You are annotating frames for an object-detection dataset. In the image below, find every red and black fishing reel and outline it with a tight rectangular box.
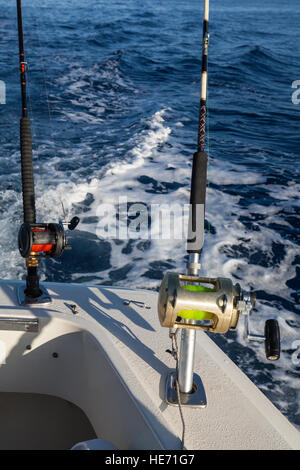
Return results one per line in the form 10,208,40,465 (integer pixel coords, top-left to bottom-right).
18,217,79,259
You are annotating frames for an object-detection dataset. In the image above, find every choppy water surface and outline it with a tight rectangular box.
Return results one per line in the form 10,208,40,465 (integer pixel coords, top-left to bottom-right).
0,0,299,428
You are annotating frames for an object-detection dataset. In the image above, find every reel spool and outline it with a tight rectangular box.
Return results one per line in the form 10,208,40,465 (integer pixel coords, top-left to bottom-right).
158,272,247,333
18,217,79,259
158,272,280,360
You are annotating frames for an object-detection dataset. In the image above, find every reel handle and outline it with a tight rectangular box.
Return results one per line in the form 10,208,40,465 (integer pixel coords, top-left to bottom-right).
244,314,281,361
265,319,280,361
68,216,80,231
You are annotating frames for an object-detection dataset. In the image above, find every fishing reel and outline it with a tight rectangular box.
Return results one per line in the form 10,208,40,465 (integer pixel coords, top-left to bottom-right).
158,272,280,360
18,217,80,259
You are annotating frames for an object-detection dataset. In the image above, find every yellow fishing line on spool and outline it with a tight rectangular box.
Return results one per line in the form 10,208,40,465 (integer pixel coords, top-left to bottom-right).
178,284,214,321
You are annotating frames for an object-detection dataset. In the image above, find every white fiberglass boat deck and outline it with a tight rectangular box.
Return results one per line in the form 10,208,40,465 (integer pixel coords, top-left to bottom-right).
0,279,299,450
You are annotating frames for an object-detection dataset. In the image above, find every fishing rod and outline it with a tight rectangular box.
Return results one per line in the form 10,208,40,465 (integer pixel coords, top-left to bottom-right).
188,0,209,264
16,0,79,304
158,0,281,408
17,0,40,299
179,0,210,396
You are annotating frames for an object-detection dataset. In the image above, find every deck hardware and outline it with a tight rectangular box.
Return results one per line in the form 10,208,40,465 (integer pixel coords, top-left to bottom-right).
66,303,78,314
0,317,39,332
166,371,207,408
123,300,150,309
166,330,207,408
17,284,51,306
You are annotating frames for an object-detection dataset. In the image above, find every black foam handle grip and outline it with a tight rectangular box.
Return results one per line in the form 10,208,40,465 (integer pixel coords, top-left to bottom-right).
20,117,36,224
68,216,80,231
265,319,280,361
187,151,207,254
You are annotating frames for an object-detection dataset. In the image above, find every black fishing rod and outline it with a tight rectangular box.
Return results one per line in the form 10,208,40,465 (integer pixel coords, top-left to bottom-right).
17,0,41,299
16,0,79,303
17,0,35,222
187,0,209,265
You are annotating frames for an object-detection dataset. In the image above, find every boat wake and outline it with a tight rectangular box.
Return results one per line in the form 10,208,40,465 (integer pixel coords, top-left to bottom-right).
0,0,299,429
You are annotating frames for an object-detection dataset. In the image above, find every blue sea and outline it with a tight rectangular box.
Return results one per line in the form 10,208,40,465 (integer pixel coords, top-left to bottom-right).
0,0,299,429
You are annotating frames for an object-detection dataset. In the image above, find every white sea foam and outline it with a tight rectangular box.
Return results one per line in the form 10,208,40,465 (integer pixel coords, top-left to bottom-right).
208,159,267,185
105,110,171,175
264,183,300,204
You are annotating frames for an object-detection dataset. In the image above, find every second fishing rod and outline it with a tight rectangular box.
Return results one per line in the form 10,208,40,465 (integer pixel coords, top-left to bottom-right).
178,0,210,395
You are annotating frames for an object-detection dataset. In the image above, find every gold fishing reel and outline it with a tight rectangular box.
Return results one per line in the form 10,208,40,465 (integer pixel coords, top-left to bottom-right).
158,272,255,334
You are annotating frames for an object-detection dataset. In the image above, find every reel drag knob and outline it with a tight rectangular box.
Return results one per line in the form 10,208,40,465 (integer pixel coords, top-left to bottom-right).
265,319,280,361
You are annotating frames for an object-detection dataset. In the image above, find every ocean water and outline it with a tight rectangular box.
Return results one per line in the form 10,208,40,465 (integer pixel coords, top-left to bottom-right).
0,0,299,429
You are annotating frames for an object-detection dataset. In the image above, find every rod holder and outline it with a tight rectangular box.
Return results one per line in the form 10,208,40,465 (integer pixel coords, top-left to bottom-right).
158,271,280,406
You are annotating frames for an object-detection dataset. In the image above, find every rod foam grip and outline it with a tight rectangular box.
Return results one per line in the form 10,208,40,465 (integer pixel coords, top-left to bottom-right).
187,151,207,253
20,117,36,223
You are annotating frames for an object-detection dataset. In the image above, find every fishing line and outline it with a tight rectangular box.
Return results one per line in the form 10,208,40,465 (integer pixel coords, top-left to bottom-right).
31,0,67,217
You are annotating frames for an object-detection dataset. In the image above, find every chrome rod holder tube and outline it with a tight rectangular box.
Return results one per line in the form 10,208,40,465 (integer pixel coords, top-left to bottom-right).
178,325,197,393
178,253,200,394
